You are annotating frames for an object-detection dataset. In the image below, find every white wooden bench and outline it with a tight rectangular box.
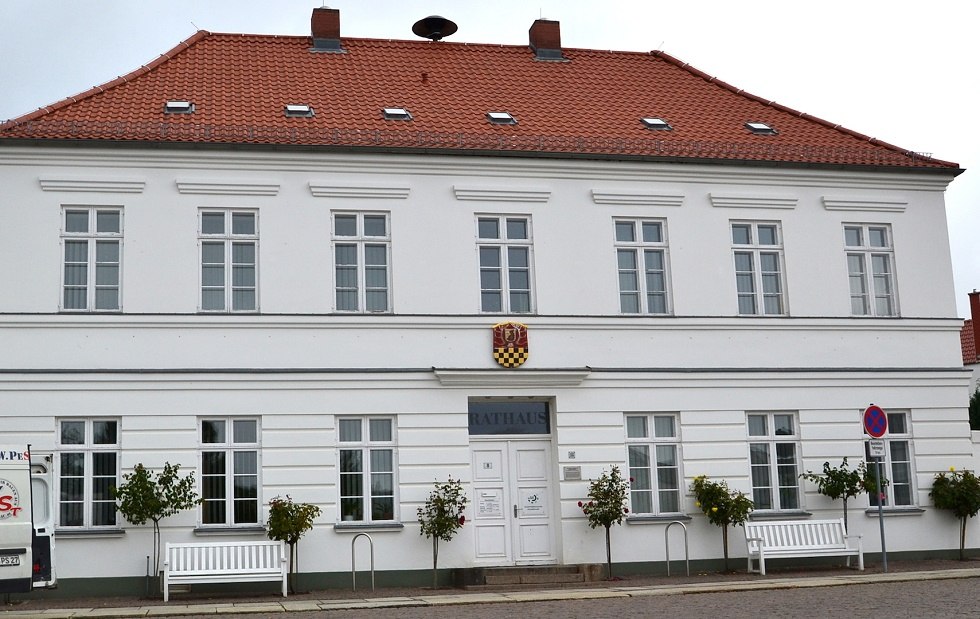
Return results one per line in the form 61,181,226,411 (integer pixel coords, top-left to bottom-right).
744,518,863,575
163,540,288,602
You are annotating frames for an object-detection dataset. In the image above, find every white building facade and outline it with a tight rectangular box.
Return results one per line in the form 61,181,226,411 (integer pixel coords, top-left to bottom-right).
0,9,973,595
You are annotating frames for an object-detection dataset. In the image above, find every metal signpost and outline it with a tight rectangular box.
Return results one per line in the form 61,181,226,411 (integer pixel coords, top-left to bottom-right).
863,404,888,572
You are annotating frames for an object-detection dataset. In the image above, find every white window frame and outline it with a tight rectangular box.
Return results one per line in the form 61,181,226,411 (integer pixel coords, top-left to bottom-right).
199,209,258,312
199,417,261,527
56,418,120,529
625,413,682,515
614,219,671,315
337,416,397,523
844,223,898,317
866,410,916,507
477,215,534,313
60,207,123,311
747,412,802,512
332,212,392,313
731,221,786,316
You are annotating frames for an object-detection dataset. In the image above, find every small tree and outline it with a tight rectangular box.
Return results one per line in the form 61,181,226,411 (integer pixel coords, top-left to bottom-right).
266,495,322,593
113,462,200,584
930,467,980,560
690,475,753,571
578,465,630,579
417,477,468,589
969,387,980,431
800,457,879,530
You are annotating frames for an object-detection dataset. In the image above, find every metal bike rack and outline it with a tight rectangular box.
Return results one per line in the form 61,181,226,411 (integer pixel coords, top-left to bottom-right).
350,532,375,591
665,520,690,576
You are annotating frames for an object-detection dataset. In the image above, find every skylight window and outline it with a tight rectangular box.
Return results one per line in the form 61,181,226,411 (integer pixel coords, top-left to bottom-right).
745,121,777,135
284,104,315,118
382,107,412,121
641,117,672,131
164,100,194,114
487,111,517,125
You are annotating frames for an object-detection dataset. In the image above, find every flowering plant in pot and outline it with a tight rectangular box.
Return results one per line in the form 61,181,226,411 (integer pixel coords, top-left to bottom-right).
690,475,753,571
930,467,980,560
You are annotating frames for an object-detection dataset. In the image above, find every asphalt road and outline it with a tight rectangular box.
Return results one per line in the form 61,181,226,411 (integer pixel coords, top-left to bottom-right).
171,577,980,618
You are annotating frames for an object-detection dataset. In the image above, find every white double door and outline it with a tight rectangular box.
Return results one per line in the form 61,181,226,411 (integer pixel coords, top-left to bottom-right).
470,439,556,565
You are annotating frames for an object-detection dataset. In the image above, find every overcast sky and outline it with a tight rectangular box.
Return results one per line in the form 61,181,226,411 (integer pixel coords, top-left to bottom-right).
2,0,977,317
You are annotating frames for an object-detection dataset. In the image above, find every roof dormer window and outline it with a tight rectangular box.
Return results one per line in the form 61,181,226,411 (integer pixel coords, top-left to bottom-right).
487,111,517,125
284,104,315,118
382,107,412,121
164,100,194,114
641,117,672,131
745,121,777,135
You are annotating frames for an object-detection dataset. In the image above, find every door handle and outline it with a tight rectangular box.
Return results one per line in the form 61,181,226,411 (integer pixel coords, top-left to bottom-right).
513,504,518,518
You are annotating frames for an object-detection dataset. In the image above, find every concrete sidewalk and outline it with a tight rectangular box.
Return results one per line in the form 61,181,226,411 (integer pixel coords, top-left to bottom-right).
3,566,980,618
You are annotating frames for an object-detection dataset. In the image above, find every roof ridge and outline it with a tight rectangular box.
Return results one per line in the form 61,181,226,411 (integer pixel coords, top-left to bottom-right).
1,30,211,128
649,50,958,169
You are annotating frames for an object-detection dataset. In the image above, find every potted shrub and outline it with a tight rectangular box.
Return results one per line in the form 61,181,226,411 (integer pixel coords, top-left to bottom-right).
266,495,322,593
690,475,753,571
417,477,468,589
112,462,200,595
578,465,630,579
800,457,879,530
930,467,980,560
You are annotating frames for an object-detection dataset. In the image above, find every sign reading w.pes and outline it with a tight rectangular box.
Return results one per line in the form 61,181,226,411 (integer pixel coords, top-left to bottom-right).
491,321,529,368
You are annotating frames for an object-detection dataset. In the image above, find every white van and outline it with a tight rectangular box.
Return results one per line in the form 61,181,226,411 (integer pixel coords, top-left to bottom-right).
0,446,32,594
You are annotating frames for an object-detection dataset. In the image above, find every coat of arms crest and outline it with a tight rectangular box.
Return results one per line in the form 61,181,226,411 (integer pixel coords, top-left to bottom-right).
491,322,529,368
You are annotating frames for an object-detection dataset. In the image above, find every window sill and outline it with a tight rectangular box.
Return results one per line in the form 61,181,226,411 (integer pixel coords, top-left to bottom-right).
55,528,126,538
748,510,813,521
864,507,925,517
193,526,267,536
626,514,692,524
333,522,405,533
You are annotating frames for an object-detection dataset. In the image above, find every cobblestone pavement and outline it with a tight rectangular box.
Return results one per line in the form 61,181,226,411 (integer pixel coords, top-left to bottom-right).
311,578,980,619
2,559,979,618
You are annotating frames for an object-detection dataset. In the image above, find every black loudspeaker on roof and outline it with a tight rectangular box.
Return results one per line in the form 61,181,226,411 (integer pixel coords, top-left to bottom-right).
412,15,458,41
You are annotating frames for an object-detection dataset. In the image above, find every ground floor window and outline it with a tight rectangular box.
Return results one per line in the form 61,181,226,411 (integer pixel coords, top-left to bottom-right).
338,416,396,522
867,410,915,507
625,413,681,514
747,412,801,511
200,418,260,525
57,418,119,528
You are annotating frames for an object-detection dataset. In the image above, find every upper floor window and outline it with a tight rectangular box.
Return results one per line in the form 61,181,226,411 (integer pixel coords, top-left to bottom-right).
748,412,801,511
333,212,391,312
626,413,681,515
866,411,915,507
200,418,260,526
57,418,119,528
61,207,122,311
477,216,534,313
615,219,670,314
338,417,397,523
844,224,897,316
200,210,258,312
732,222,786,316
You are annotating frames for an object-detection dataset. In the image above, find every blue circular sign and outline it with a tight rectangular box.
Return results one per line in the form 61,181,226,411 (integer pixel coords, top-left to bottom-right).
864,405,888,438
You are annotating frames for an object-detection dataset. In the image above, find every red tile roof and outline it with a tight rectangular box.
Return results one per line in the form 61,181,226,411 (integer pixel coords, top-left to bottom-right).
0,30,960,169
963,319,978,365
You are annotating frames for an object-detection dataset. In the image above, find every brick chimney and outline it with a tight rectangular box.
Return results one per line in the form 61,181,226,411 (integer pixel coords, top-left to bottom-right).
971,290,980,362
311,7,343,52
529,19,563,60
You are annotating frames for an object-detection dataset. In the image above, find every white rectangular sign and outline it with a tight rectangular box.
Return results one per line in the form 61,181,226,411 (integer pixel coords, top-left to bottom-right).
868,439,886,458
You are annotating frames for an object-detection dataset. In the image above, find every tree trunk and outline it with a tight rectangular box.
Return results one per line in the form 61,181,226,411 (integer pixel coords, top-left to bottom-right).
432,536,439,589
842,497,848,531
152,519,162,596
288,541,297,594
721,525,730,572
960,517,967,561
605,525,612,579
